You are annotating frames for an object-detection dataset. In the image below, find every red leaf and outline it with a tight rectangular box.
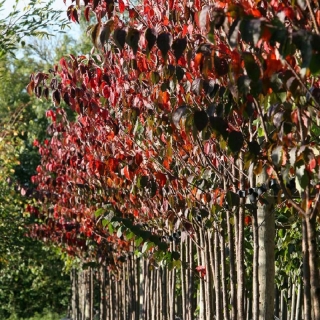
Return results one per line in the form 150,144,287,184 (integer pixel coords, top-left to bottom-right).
135,152,143,166
123,165,132,181
59,57,68,70
119,0,125,13
266,165,274,176
307,158,317,172
155,172,166,188
84,6,90,21
130,193,137,204
195,265,206,278
133,209,139,217
244,216,252,226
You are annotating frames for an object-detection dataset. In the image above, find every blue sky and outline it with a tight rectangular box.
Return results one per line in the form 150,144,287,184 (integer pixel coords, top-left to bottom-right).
1,0,68,17
0,0,81,35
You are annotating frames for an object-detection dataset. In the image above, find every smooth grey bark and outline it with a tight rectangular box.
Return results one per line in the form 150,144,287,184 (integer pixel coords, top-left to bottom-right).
226,209,237,320
257,168,275,320
306,215,320,320
302,218,312,320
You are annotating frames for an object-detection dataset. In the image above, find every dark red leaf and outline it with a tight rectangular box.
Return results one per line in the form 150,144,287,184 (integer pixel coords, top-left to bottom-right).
157,32,172,59
172,37,187,61
228,131,244,153
145,28,157,52
113,28,127,49
52,90,61,106
194,110,208,132
125,28,140,55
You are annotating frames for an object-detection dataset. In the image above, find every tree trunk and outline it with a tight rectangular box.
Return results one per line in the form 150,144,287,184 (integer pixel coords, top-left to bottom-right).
214,228,222,320
220,217,230,320
257,168,275,320
306,215,320,320
226,210,237,320
302,219,312,320
237,158,245,320
252,208,259,320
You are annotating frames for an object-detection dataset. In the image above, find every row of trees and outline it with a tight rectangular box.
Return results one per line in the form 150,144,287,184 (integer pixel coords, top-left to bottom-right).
0,1,90,317
18,0,320,319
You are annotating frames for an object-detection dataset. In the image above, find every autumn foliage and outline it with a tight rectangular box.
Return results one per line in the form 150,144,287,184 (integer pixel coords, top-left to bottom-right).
28,0,320,277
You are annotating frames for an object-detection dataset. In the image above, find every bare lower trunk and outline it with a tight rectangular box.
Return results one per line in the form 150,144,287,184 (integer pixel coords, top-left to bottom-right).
257,169,275,320
252,208,259,320
237,158,245,320
302,219,312,320
226,210,237,320
306,215,320,320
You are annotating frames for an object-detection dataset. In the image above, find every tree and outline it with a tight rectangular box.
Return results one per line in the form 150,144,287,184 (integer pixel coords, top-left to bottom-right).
28,0,320,319
0,0,70,58
0,33,81,319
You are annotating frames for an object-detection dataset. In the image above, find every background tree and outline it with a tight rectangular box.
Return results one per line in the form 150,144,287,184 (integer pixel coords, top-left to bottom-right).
0,0,70,58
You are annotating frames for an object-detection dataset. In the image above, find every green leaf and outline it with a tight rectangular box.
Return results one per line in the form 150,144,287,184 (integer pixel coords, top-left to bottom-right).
309,53,320,75
135,236,143,246
102,219,109,227
142,241,154,253
94,208,105,218
226,190,240,207
126,231,135,240
151,71,160,84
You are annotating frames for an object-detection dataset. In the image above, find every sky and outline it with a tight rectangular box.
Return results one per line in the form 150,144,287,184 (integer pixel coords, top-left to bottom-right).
1,0,68,18
0,0,81,35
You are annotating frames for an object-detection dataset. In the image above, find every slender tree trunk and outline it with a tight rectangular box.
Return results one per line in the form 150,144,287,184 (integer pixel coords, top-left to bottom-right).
162,265,167,320
257,168,275,320
220,218,230,320
181,238,186,320
200,229,211,320
237,158,245,320
306,215,320,320
214,228,222,320
295,282,302,320
171,248,176,320
100,265,106,320
291,283,296,320
252,208,259,320
143,260,149,320
187,236,195,320
302,219,312,320
226,210,237,320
